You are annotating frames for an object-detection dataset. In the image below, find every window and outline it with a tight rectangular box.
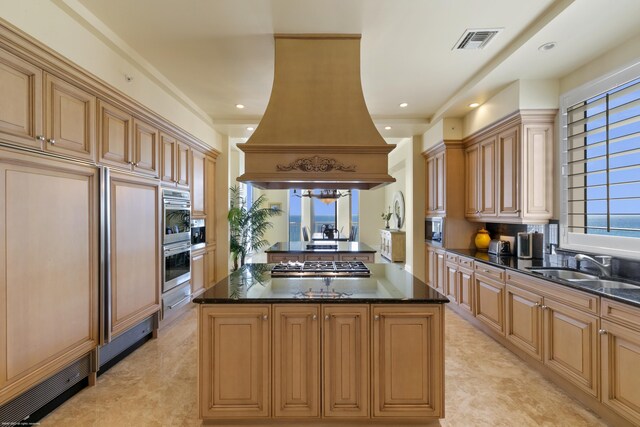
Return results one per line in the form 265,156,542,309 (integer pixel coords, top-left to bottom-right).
289,189,302,242
311,197,337,234
561,62,640,257
351,190,359,240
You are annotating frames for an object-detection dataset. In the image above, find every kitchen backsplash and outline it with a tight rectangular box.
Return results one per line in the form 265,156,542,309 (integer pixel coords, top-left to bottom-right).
485,220,639,282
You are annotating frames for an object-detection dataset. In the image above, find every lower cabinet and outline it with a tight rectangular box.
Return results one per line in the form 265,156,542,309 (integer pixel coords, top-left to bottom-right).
199,305,271,418
0,151,99,405
474,272,506,335
434,249,446,295
199,303,443,422
191,250,205,297
457,265,474,314
444,260,458,303
426,244,436,287
505,284,543,361
372,305,444,418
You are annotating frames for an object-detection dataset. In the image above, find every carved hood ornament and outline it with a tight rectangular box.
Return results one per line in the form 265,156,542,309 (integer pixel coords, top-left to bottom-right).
237,34,395,190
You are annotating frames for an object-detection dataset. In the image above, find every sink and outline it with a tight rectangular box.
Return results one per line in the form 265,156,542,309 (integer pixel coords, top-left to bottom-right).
529,269,599,281
570,279,640,290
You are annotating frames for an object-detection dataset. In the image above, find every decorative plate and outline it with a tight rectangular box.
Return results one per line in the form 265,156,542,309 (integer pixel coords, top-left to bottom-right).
393,191,405,229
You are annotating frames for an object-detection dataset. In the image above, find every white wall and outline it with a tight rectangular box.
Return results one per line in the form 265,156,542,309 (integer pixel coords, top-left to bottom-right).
0,0,222,151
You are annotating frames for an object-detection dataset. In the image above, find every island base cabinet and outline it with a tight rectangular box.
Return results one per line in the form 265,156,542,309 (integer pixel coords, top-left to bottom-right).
273,305,319,418
199,305,271,419
601,319,640,425
372,305,444,418
323,305,369,418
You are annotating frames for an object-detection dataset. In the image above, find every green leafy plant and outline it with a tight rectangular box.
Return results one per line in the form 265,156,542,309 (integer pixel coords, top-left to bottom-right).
381,206,392,221
228,185,282,271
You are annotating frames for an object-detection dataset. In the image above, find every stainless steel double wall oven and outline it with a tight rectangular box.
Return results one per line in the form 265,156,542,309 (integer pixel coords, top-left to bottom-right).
162,189,191,293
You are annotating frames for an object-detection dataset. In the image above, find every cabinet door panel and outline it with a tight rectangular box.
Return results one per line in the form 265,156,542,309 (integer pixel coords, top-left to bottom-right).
505,284,542,360
475,275,505,335
199,305,270,418
458,267,474,314
323,305,369,418
205,248,216,287
110,175,160,337
44,74,95,160
498,127,519,217
465,144,479,217
274,305,319,418
479,137,496,216
191,149,206,216
426,157,436,213
177,141,190,188
205,156,216,243
372,305,443,418
426,246,435,288
0,158,98,404
191,252,205,296
98,101,132,168
160,133,176,183
445,262,457,303
435,151,445,213
544,299,598,397
0,50,42,148
601,319,640,425
523,124,553,218
133,118,159,177
435,251,445,294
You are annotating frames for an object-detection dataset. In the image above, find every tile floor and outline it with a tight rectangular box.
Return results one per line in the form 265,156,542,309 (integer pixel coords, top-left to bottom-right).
41,306,607,426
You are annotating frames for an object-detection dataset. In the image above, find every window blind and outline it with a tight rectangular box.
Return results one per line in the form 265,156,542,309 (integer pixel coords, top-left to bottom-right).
565,77,640,238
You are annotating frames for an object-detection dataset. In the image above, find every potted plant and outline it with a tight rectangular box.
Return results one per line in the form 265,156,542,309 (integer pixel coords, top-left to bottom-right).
381,206,392,229
228,185,282,271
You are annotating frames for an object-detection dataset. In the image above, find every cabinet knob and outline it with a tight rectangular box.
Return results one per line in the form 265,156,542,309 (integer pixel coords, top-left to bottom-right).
533,302,540,308
262,314,268,320
541,305,548,310
515,209,521,213
134,162,139,167
312,314,317,320
374,315,380,321
324,315,330,321
47,138,56,145
35,135,45,141
598,329,608,335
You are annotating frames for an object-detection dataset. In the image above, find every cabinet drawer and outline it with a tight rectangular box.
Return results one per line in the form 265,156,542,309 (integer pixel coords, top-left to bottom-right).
601,298,640,331
457,256,474,269
305,254,338,261
268,254,304,263
339,253,374,262
474,262,505,282
446,252,458,263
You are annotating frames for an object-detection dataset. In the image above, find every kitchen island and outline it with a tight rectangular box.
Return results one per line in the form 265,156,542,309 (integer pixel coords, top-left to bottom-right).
193,263,448,426
265,241,376,263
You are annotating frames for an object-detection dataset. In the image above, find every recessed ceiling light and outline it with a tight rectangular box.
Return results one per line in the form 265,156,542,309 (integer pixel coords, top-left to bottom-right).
384,126,392,130
538,42,556,52
399,102,408,108
235,104,245,109
247,127,254,131
469,103,480,108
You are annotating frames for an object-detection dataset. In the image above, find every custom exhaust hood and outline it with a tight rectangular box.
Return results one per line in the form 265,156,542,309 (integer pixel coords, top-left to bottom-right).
236,34,396,190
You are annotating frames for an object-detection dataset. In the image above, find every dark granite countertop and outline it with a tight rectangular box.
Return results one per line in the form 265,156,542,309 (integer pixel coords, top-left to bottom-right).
265,241,376,253
447,249,640,308
193,263,449,304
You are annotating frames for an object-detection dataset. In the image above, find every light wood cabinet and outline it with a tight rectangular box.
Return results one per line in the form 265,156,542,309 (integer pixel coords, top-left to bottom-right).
0,49,43,149
599,299,640,425
108,173,161,338
372,305,444,418
426,244,436,288
205,248,216,288
160,133,190,189
425,151,445,214
98,101,132,169
0,151,98,405
474,267,506,335
339,253,374,262
505,284,543,360
444,260,458,303
323,305,369,418
191,250,205,297
464,112,555,224
380,229,405,262
44,73,95,161
132,118,159,176
273,305,320,418
191,149,206,217
199,305,271,419
457,265,474,314
434,248,446,295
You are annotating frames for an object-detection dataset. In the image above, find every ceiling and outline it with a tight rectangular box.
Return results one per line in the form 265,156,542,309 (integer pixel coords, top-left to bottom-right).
67,0,640,138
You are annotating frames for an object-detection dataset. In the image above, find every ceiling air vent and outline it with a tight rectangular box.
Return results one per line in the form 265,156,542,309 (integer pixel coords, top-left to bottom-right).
453,28,503,50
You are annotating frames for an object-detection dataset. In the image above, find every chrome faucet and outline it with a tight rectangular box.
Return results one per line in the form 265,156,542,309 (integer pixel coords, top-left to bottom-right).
574,254,612,278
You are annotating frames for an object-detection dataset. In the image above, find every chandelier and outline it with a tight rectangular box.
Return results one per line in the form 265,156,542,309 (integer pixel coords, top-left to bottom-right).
294,189,350,204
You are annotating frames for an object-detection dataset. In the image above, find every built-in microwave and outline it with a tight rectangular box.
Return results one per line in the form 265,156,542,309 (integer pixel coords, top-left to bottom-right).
425,217,444,244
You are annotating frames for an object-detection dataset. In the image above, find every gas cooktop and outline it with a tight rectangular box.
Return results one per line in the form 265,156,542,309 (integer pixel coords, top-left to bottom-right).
271,261,371,277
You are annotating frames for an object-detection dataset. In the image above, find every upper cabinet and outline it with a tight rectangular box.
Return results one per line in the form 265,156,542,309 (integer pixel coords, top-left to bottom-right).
191,149,206,217
426,150,445,215
161,133,190,189
464,111,556,224
97,100,159,177
0,51,95,161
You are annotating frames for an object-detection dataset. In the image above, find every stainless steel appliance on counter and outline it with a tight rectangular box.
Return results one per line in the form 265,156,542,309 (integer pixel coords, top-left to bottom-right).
517,232,544,259
190,218,206,250
163,189,191,245
425,217,444,244
488,239,511,255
